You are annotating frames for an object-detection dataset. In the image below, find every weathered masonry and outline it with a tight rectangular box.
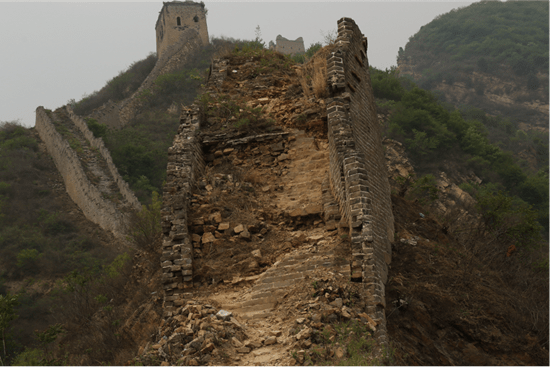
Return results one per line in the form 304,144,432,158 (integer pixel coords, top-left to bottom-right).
270,35,305,55
155,0,209,59
158,59,226,308
326,17,394,345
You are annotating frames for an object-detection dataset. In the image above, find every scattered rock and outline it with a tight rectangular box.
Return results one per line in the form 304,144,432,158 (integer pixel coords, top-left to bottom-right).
232,337,243,347
216,309,232,321
330,298,343,308
202,232,215,244
236,347,251,354
218,222,230,230
240,228,251,239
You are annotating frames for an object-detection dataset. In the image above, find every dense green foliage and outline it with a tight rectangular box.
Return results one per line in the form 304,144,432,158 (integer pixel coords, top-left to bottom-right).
102,112,179,203
371,67,548,232
0,122,116,280
406,1,548,71
400,1,549,95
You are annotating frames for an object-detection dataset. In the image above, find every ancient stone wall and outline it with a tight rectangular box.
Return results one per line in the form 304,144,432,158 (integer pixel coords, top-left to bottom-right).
326,17,394,345
159,58,228,316
155,1,209,58
35,107,130,236
92,28,204,129
65,106,141,211
275,35,305,55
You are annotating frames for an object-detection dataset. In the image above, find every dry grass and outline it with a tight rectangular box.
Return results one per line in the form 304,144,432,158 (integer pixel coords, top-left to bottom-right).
298,45,335,100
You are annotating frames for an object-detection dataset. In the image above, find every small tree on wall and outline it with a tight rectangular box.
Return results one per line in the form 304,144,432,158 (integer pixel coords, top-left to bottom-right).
254,25,265,49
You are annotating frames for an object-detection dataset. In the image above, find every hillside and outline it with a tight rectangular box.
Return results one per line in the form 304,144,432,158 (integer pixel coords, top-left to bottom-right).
0,122,123,361
398,0,549,132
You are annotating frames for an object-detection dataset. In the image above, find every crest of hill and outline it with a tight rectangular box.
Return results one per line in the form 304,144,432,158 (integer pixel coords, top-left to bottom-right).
397,0,549,130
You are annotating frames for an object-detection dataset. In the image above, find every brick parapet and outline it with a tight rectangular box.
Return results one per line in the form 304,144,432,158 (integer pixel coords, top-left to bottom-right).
65,106,141,211
325,17,394,347
35,107,130,237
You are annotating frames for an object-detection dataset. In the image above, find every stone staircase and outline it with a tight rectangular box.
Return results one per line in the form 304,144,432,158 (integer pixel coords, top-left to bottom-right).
218,128,349,319
223,238,350,319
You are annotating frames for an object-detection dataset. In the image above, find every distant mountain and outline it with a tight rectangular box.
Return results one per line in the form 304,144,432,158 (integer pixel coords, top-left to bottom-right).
398,0,549,131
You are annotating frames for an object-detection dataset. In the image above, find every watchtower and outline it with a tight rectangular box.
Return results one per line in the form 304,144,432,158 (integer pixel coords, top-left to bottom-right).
155,1,209,58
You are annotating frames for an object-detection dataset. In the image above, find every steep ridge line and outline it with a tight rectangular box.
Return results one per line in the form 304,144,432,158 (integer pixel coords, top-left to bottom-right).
91,28,205,129
158,17,394,354
35,106,135,237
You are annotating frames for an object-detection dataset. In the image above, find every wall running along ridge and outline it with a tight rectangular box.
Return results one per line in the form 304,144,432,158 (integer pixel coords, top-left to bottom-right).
159,58,229,314
65,106,141,211
325,18,395,345
91,28,204,129
35,107,132,236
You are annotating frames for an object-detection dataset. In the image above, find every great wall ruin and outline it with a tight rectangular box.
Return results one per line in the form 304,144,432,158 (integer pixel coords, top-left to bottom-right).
34,1,395,362
158,15,395,358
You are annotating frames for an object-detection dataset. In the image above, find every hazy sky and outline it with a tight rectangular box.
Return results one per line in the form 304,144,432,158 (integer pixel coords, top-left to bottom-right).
0,0,478,127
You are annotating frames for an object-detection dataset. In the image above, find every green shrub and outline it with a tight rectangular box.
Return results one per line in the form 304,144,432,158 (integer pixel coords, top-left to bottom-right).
85,118,108,139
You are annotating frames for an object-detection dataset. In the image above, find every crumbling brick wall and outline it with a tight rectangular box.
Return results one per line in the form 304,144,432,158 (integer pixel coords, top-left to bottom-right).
275,35,305,55
326,17,394,345
159,58,228,316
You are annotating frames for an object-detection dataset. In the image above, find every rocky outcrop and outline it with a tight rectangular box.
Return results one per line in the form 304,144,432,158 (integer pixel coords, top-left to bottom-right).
398,60,549,132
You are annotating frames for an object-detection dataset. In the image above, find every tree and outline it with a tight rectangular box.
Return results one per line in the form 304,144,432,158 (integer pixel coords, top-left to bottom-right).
0,292,19,365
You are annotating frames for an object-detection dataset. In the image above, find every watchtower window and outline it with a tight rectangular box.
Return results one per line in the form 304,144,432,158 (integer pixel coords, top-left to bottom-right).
193,15,199,22
177,17,181,26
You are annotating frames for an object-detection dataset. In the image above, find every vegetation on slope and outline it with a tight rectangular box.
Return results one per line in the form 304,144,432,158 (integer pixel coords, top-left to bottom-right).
70,53,158,116
0,121,124,363
371,67,548,233
399,0,549,88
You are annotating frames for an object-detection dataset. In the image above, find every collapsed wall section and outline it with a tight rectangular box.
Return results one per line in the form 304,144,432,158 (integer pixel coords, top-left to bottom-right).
92,28,204,129
326,18,395,345
159,58,229,316
35,107,130,236
65,106,141,211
